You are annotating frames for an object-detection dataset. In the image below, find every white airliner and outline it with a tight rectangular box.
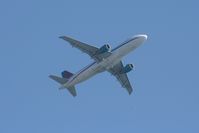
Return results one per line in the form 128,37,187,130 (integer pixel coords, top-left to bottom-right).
49,34,148,96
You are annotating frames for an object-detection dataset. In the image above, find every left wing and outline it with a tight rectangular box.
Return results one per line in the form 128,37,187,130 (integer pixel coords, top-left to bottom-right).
59,36,111,61
108,61,133,94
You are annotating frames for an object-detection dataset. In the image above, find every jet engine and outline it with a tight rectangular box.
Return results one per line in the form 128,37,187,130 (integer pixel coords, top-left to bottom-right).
97,44,111,54
121,64,134,73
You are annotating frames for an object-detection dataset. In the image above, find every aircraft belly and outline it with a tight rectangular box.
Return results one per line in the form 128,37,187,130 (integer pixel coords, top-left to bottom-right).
97,53,121,70
97,39,143,70
113,39,144,58
67,37,144,87
72,63,104,85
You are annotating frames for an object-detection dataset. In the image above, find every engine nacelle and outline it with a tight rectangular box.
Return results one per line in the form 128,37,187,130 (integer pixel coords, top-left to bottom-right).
97,44,111,54
121,64,134,73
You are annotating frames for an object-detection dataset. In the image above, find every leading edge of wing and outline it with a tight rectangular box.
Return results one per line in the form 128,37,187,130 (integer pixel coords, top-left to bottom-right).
59,36,99,57
59,36,112,62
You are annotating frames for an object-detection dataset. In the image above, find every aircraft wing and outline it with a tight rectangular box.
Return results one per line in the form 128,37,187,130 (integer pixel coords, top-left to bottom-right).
59,36,111,61
108,61,133,94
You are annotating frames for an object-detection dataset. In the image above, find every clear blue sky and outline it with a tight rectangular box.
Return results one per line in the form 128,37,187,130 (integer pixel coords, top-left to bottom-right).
0,0,198,132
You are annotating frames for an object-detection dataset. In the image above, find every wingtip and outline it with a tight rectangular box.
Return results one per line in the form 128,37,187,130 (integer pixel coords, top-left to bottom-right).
128,89,133,95
59,36,65,39
73,94,77,97
49,75,53,79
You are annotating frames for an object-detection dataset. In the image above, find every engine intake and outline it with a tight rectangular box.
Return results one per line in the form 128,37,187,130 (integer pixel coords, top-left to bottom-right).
97,44,111,54
121,64,134,73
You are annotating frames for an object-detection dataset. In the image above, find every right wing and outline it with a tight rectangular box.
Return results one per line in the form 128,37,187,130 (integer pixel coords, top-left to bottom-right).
108,61,133,94
59,36,111,61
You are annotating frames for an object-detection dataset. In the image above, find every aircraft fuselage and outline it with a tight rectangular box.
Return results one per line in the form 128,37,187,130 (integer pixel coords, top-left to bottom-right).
63,35,147,88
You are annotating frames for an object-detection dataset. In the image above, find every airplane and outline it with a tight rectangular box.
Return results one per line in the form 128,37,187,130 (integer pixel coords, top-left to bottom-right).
49,34,148,97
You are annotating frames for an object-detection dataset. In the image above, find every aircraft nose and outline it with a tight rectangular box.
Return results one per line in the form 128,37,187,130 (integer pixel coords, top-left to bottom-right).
142,34,148,40
137,34,148,41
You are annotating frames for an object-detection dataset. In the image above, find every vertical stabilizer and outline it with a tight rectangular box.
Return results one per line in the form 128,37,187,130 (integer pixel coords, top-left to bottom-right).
61,70,74,79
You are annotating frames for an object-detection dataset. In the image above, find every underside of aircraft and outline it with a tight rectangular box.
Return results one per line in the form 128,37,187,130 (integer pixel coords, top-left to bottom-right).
49,34,147,97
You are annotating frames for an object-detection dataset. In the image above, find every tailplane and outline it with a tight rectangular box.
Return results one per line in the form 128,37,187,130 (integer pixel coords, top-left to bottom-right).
59,85,77,97
49,75,68,84
67,86,77,97
49,74,77,97
50,70,74,83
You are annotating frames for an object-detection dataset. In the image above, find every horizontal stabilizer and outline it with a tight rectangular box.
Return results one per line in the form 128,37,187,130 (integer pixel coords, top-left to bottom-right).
67,86,77,97
49,75,68,84
59,85,77,97
50,75,77,97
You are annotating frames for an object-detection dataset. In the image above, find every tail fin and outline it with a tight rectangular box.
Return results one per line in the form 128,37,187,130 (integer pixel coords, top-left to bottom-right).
49,75,68,84
61,70,74,79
